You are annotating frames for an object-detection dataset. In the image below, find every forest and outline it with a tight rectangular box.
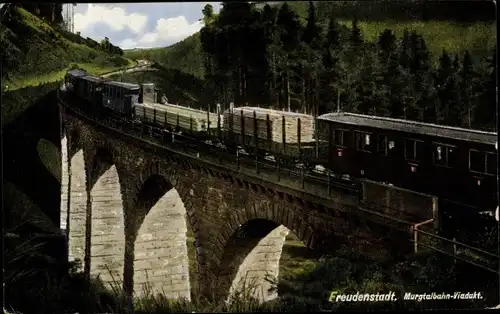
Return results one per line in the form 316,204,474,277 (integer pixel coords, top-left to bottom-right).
197,2,497,131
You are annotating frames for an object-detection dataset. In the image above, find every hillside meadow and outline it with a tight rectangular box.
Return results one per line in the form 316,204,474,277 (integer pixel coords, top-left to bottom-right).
1,6,136,92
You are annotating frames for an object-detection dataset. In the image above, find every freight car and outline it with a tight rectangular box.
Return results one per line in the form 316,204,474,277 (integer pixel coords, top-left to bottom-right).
223,107,319,163
133,101,220,138
102,81,140,116
316,112,497,214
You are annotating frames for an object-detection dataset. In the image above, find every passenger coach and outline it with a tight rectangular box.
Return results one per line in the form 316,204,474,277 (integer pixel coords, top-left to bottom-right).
316,112,497,212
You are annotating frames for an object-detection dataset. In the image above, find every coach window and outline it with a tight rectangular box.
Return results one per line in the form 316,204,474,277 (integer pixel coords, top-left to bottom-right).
355,132,372,152
378,135,396,156
405,139,424,161
486,152,496,175
433,143,456,167
469,150,486,173
334,130,344,147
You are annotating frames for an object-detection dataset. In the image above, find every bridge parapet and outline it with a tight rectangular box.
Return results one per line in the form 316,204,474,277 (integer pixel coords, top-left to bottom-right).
360,179,439,226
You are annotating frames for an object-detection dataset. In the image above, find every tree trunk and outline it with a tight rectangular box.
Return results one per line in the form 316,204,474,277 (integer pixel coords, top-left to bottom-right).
312,76,317,116
243,65,248,105
285,73,291,112
301,77,306,112
51,4,55,22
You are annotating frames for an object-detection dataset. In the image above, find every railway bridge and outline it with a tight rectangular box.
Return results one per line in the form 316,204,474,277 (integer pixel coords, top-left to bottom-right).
58,97,438,303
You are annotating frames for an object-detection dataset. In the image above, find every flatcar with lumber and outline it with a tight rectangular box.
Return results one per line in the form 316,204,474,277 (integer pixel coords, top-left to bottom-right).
133,101,220,139
222,107,319,163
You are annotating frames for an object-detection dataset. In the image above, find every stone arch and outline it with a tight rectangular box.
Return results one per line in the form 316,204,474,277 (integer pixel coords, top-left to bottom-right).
131,173,191,300
67,127,87,271
126,164,194,300
87,146,126,289
213,200,319,302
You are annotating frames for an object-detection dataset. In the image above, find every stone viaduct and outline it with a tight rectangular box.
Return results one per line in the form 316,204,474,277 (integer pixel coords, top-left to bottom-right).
58,101,434,303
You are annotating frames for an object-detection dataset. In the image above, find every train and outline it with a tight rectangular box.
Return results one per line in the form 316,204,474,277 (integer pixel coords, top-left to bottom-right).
63,68,498,219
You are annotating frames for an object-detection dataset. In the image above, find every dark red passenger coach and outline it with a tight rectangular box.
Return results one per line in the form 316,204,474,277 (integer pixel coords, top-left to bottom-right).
316,112,497,213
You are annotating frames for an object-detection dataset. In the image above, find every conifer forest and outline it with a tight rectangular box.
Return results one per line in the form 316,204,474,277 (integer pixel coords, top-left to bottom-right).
197,2,496,130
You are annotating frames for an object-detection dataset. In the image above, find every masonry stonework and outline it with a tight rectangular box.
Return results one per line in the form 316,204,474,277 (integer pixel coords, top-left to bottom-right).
68,147,87,271
89,164,125,287
228,225,290,302
60,135,69,233
60,105,398,302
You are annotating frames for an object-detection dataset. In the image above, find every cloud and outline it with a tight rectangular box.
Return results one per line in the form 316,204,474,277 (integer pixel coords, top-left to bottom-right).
120,15,203,49
74,4,148,35
119,38,138,50
71,3,222,49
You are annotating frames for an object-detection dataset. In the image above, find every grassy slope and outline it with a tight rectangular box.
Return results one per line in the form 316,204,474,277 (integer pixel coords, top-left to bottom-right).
124,4,495,79
124,33,204,78
1,7,137,91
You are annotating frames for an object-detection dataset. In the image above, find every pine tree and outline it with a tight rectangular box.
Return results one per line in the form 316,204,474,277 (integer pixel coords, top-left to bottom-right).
319,17,343,113
399,29,411,70
459,50,479,128
300,1,323,115
262,4,280,106
276,3,302,110
436,50,462,126
409,33,434,121
349,18,363,50
325,18,341,51
199,4,220,104
474,48,497,130
385,52,407,118
376,29,397,64
357,48,387,115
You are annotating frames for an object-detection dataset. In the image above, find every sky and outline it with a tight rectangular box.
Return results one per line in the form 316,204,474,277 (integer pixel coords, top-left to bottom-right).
68,3,222,50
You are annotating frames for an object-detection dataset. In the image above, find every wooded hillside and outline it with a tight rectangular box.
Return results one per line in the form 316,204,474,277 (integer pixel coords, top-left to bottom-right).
202,2,497,130
125,1,496,130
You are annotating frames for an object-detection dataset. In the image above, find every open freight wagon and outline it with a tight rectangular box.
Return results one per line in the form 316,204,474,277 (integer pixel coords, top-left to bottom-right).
222,107,322,161
134,101,222,140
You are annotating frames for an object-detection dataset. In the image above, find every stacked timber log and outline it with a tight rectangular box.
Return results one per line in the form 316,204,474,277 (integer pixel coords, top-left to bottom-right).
223,107,315,143
134,102,220,132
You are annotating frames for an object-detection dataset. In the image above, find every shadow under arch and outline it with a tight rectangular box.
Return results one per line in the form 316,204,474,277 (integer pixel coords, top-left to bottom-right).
213,207,320,303
87,146,126,290
125,173,192,301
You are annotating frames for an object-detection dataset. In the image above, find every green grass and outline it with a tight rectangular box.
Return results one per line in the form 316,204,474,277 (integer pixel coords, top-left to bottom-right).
5,60,137,91
1,7,137,91
279,234,319,278
346,20,495,63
